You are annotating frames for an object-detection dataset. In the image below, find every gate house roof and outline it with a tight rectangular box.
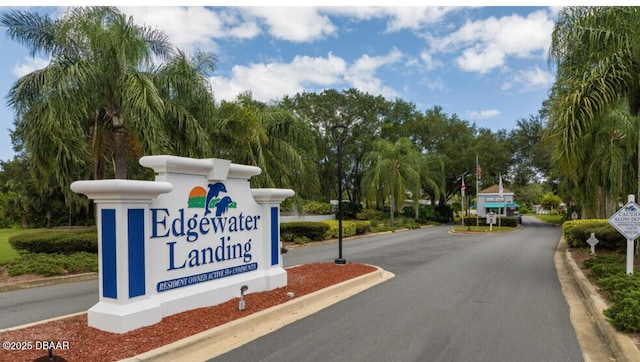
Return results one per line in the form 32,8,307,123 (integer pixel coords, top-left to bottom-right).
479,185,513,194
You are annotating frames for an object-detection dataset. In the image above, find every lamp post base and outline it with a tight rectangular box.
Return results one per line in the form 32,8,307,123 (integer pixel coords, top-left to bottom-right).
334,258,347,265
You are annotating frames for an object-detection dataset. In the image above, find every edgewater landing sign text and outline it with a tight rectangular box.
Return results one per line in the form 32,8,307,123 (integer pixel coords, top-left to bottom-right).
71,155,294,333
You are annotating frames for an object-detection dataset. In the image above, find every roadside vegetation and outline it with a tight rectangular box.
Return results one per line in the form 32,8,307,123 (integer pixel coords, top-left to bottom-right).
564,219,640,333
580,252,640,333
0,228,97,279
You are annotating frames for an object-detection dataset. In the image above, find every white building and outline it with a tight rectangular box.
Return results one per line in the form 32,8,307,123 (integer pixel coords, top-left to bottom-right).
476,184,519,217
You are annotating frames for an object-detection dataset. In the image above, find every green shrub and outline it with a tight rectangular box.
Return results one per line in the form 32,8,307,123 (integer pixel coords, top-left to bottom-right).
356,208,384,220
341,202,363,219
418,205,437,222
352,220,371,235
604,289,640,333
582,253,624,269
519,206,530,214
321,220,356,239
293,235,310,244
8,252,98,277
302,201,333,215
563,219,625,250
280,222,329,241
597,274,640,302
9,228,98,255
435,205,454,223
589,263,626,279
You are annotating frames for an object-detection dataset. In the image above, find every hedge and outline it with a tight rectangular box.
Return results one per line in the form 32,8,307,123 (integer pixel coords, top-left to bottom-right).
562,219,626,250
320,220,357,240
9,228,98,254
352,220,371,235
280,222,330,242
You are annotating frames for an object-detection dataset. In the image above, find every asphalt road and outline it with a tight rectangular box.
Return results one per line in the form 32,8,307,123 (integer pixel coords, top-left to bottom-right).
211,216,584,362
0,216,585,362
0,278,97,329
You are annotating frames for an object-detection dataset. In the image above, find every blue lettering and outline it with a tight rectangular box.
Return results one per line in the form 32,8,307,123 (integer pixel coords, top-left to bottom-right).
211,217,226,233
186,213,198,242
188,249,200,267
215,236,228,262
151,208,169,238
167,241,186,270
243,238,252,262
199,217,210,235
171,208,185,237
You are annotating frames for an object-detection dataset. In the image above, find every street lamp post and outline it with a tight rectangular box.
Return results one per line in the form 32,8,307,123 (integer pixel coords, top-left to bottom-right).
332,124,347,265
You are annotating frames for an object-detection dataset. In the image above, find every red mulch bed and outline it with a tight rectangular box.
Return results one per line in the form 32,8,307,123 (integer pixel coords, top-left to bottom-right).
0,262,376,362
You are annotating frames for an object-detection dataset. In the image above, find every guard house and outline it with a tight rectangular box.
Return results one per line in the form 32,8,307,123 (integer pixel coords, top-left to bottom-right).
476,184,519,217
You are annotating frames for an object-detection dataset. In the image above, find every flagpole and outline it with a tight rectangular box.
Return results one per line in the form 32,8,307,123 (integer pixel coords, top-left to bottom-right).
461,178,465,227
476,153,479,228
499,173,503,227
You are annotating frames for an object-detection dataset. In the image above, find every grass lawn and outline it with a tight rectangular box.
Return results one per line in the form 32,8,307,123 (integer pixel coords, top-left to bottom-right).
535,214,564,225
0,228,45,264
0,229,21,264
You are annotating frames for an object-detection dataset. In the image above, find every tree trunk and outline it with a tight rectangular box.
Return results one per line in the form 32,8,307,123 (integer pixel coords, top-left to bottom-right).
390,193,395,226
113,126,127,179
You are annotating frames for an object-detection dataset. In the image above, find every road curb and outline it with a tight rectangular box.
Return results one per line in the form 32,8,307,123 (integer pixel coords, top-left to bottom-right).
119,265,394,361
561,239,640,362
0,272,98,293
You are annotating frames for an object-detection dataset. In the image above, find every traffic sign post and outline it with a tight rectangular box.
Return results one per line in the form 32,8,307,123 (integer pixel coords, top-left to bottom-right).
608,194,640,275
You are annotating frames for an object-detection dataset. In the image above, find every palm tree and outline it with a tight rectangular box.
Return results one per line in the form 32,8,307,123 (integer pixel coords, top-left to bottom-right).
547,6,640,204
212,92,320,198
1,7,217,185
577,102,637,217
362,137,422,225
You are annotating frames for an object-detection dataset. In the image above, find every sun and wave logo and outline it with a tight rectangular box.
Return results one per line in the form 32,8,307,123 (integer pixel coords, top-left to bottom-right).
188,182,237,216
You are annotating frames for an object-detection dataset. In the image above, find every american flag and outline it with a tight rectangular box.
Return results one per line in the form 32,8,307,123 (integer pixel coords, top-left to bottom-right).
476,156,481,180
461,179,466,196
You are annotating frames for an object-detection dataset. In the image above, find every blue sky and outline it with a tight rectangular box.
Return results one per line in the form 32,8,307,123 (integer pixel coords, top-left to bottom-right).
0,5,567,162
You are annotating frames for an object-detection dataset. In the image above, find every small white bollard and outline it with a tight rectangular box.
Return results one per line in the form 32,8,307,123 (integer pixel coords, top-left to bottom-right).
586,233,599,255
239,285,248,311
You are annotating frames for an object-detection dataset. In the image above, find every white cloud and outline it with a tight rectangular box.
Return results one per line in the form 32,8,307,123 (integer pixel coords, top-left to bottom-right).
429,9,554,74
456,44,505,74
512,65,555,92
466,109,500,120
422,76,446,92
244,7,337,42
120,7,259,53
209,53,347,103
382,6,457,32
419,51,441,71
12,57,49,77
344,48,403,98
209,48,403,103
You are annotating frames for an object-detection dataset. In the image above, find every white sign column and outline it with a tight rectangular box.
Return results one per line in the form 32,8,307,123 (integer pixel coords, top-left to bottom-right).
70,180,172,332
608,194,640,275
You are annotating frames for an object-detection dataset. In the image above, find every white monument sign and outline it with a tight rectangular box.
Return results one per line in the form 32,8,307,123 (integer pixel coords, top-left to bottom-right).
71,155,294,333
608,194,640,275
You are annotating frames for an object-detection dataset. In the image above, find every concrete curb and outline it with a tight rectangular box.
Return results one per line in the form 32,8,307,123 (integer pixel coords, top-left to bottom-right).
0,272,98,293
120,265,394,362
561,240,640,362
